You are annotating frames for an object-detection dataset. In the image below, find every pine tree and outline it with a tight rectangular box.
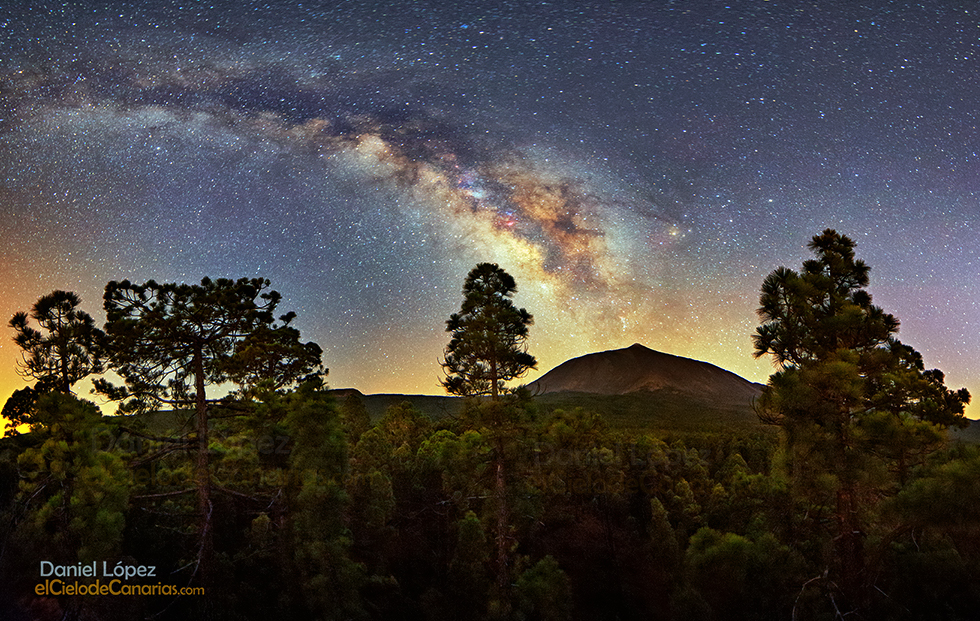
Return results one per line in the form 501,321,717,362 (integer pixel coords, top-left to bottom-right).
4,291,103,436
282,383,364,619
441,263,537,596
8,290,103,394
15,392,129,564
97,276,324,587
441,263,536,399
752,229,969,610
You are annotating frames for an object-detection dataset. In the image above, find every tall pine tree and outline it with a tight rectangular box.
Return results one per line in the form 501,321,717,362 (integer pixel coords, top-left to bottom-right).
441,263,537,597
441,263,536,399
8,290,103,394
752,229,969,611
98,277,324,587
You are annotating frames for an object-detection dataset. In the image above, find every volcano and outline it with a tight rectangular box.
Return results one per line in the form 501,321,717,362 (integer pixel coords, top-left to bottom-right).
528,343,763,407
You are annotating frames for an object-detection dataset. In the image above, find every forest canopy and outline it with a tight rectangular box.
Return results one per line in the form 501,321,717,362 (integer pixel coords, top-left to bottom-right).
0,251,977,621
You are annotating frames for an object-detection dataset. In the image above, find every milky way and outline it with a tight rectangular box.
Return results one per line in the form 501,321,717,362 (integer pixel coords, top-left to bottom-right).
1,1,978,418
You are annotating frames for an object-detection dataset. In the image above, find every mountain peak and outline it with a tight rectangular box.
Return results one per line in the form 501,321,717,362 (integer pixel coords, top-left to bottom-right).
528,344,761,405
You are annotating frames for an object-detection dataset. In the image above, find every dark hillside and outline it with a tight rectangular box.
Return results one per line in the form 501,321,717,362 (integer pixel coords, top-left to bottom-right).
528,343,763,406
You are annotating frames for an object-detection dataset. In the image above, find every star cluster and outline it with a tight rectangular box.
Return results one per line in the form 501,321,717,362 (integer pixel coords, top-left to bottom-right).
1,1,977,416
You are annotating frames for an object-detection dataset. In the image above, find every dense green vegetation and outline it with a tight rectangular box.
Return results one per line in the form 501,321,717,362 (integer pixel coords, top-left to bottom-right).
347,388,762,434
5,390,979,620
0,236,978,620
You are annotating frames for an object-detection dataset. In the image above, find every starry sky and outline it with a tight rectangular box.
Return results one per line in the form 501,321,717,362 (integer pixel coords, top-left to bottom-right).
1,1,978,420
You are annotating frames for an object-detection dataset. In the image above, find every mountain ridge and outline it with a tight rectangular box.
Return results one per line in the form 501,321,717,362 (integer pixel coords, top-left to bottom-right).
527,343,763,405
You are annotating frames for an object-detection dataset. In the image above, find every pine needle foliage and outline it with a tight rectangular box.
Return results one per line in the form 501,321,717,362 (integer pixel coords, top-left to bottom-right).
441,263,536,399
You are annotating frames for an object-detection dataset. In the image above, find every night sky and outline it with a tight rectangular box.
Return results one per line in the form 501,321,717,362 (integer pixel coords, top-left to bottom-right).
1,1,978,419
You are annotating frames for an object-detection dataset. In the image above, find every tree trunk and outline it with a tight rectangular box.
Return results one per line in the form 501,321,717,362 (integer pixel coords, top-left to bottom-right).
834,415,864,611
835,484,864,609
58,332,70,394
193,344,214,587
489,351,508,592
490,353,498,400
494,433,508,589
